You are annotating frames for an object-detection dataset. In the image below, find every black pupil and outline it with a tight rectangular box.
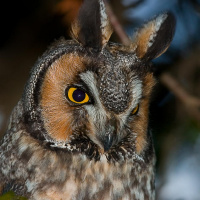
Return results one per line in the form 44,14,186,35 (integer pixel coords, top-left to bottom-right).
72,89,86,102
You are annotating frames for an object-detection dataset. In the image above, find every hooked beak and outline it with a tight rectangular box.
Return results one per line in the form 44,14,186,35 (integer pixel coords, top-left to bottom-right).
101,131,115,151
99,117,117,152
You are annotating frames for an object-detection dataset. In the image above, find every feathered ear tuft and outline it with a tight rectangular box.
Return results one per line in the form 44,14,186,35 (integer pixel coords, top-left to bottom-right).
71,0,112,51
131,12,176,61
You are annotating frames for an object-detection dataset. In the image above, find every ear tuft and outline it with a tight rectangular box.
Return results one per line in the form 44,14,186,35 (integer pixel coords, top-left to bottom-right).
71,0,112,51
131,12,176,61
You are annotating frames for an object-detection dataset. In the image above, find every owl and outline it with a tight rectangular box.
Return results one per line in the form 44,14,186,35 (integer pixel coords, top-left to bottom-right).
0,0,175,199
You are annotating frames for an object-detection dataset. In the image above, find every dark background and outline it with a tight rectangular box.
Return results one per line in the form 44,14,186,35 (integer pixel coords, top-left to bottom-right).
0,0,200,199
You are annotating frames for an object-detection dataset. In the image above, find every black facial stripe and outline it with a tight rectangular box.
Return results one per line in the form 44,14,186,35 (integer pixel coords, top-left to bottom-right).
23,43,86,120
33,53,62,106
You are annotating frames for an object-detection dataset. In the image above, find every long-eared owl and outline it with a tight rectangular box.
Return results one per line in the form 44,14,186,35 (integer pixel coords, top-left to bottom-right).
0,0,175,199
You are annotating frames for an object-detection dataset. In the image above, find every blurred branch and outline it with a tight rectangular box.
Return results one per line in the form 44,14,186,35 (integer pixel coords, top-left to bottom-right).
125,0,145,8
110,0,146,10
160,73,200,121
104,1,130,45
105,0,200,122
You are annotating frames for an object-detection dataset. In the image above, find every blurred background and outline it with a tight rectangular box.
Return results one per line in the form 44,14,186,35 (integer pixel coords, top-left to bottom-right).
0,0,200,199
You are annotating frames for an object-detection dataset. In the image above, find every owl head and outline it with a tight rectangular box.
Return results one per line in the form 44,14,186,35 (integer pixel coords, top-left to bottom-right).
22,0,175,162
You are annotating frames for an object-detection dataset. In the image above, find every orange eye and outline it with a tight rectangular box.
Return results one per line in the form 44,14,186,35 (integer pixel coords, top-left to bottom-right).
67,87,90,104
132,104,139,115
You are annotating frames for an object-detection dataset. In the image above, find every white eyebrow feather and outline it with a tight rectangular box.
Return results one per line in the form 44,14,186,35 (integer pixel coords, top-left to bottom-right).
79,71,107,125
118,77,142,125
79,71,101,106
130,77,143,108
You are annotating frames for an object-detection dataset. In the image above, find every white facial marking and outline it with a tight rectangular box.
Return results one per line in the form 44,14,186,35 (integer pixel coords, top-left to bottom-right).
80,71,107,121
119,77,142,127
80,71,108,146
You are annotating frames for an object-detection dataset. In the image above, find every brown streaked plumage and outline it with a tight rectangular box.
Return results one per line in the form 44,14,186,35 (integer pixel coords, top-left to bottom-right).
0,0,176,199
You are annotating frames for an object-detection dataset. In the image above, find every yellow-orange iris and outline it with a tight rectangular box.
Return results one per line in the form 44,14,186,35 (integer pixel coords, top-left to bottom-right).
132,104,139,115
67,87,90,104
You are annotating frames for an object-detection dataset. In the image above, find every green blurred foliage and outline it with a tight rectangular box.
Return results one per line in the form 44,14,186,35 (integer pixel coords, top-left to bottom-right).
0,191,27,200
